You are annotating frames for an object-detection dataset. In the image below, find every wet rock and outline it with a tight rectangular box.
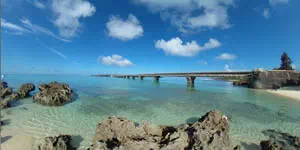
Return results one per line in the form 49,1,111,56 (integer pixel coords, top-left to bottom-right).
260,140,283,150
38,135,75,150
260,129,300,150
0,82,13,99
33,82,72,106
89,110,238,150
0,93,20,109
17,83,35,98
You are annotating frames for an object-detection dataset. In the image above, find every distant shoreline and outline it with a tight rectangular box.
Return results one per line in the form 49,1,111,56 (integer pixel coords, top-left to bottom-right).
267,89,300,101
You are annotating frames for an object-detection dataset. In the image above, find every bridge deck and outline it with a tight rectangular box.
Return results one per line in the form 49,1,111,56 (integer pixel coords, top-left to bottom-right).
93,71,252,78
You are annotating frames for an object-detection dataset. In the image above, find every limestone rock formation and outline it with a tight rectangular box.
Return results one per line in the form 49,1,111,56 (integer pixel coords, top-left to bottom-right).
17,83,35,98
0,82,36,109
33,82,72,106
37,135,75,150
260,129,300,150
0,82,12,99
89,110,238,150
248,70,300,89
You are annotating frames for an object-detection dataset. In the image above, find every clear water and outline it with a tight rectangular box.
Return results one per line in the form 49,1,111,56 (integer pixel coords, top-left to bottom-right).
1,74,300,149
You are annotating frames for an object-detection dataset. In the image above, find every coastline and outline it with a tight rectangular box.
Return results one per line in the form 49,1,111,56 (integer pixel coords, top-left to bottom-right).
267,89,300,101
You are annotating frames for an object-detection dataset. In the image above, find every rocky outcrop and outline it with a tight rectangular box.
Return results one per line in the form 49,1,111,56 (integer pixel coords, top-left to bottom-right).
89,110,238,150
260,129,300,150
0,94,18,109
37,135,75,150
17,83,35,98
0,82,13,99
0,83,36,109
248,70,300,89
33,82,73,106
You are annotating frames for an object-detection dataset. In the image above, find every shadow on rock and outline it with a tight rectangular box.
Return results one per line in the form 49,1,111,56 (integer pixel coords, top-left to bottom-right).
185,117,200,124
1,136,12,143
1,119,11,126
260,129,300,150
241,142,260,150
71,135,84,149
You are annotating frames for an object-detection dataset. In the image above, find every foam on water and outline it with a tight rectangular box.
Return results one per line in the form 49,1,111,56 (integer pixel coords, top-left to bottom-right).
1,74,300,149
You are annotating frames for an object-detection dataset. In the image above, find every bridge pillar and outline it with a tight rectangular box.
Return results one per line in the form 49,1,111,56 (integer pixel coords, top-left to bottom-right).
140,76,144,80
132,76,136,80
154,76,160,82
127,76,130,79
186,76,196,87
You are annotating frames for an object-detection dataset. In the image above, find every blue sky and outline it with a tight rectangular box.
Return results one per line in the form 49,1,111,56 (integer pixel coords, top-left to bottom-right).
1,0,300,75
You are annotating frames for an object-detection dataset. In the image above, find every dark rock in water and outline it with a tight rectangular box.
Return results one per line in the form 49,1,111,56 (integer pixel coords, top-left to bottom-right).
0,82,17,109
33,82,72,106
17,83,35,98
248,71,300,89
38,135,75,150
89,110,239,150
0,82,13,98
0,82,8,89
260,140,283,150
260,129,300,150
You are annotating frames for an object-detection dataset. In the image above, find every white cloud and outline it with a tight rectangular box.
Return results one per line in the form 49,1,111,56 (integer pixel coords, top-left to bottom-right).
133,0,234,33
224,64,232,72
46,47,68,59
106,14,144,41
1,18,29,33
155,37,221,57
263,8,270,19
51,0,96,38
98,55,134,67
292,64,296,69
33,0,46,9
269,0,289,5
20,18,70,42
216,53,236,60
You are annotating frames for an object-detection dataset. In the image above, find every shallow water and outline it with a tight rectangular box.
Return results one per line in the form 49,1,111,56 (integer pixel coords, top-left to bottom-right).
1,74,300,149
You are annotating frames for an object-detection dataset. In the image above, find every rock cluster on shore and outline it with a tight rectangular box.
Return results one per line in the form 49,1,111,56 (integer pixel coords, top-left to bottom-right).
88,110,240,150
37,135,75,150
33,82,73,106
24,109,300,150
248,70,300,89
0,82,35,109
233,70,300,89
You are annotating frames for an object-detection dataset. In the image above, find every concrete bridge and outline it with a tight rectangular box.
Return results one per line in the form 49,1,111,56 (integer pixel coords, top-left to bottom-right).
92,71,251,87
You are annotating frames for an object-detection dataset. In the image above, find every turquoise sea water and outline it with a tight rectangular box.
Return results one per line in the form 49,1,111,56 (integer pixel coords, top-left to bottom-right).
1,74,300,149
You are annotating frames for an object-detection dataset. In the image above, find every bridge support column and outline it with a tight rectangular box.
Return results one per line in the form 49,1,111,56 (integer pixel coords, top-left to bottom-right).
132,76,136,80
186,76,196,87
140,76,144,80
154,76,160,82
127,76,130,79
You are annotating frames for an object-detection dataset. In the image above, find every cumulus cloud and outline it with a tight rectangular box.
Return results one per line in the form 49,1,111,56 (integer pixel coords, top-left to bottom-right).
1,18,29,33
106,14,144,41
155,37,221,57
51,0,96,38
133,0,234,33
224,64,232,72
216,53,236,60
98,55,134,67
263,8,270,19
20,18,70,42
292,64,296,70
269,0,289,5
